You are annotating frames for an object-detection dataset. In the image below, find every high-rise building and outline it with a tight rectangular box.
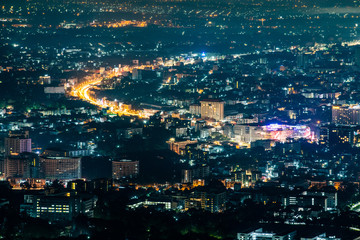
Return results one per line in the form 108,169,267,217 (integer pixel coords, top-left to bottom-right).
4,131,31,157
112,159,139,179
5,152,39,179
332,105,360,125
40,157,81,180
200,99,225,121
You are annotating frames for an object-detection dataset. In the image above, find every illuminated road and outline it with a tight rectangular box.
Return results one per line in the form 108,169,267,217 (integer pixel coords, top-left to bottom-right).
72,74,144,118
71,57,218,117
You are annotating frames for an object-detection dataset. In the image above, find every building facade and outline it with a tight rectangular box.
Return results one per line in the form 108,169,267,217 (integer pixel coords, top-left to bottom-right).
40,157,81,180
5,131,32,157
332,105,360,125
21,193,97,221
112,159,139,179
200,99,225,121
5,152,39,178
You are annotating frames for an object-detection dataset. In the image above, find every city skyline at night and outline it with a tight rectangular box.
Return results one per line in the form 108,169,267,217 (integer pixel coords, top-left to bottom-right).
1,0,360,239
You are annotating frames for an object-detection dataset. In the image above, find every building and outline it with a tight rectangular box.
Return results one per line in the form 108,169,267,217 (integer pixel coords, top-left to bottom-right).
231,170,261,188
67,179,89,192
40,157,81,180
234,125,264,144
4,152,39,179
332,105,360,125
181,164,210,184
21,193,97,221
184,144,209,162
283,193,329,211
189,103,201,115
200,126,213,139
42,148,92,158
41,148,68,157
205,191,227,213
200,99,225,121
319,126,330,146
195,120,207,132
168,126,188,138
302,189,338,210
112,159,139,179
167,139,197,155
127,199,172,210
300,233,341,240
182,169,193,184
5,131,31,157
90,178,113,192
185,190,226,213
186,180,227,213
237,228,297,240
234,124,313,145
132,68,142,80
320,125,360,147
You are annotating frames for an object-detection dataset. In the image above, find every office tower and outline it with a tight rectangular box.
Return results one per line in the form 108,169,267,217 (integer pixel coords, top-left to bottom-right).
200,99,225,121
